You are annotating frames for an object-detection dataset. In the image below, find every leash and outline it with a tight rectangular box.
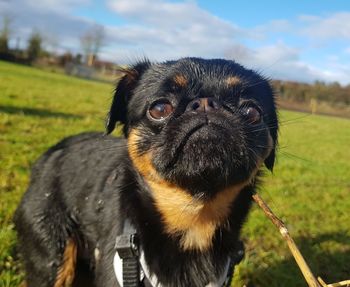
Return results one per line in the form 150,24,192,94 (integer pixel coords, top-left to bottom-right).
114,220,244,287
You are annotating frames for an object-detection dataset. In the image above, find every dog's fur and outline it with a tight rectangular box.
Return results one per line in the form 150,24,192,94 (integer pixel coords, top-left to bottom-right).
14,58,278,287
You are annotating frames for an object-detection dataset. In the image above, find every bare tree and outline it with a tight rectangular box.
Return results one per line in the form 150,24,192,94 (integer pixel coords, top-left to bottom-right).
45,34,60,56
0,14,12,53
27,30,42,63
80,24,105,66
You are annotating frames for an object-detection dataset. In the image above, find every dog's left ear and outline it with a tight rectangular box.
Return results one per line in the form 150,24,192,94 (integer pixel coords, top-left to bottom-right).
106,61,151,135
264,118,278,171
264,148,276,171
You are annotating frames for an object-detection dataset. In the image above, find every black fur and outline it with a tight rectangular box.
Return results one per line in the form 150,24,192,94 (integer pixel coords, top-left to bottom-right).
14,57,278,287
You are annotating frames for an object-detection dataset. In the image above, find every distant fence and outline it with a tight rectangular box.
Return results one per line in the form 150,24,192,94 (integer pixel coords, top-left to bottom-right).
64,63,95,79
64,62,123,83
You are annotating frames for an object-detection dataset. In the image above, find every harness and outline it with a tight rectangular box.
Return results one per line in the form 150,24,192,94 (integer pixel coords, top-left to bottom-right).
113,220,244,287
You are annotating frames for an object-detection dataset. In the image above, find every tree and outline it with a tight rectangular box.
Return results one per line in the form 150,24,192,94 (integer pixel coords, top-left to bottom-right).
27,31,42,63
45,34,60,56
80,24,105,66
59,51,73,66
0,14,12,53
74,53,83,64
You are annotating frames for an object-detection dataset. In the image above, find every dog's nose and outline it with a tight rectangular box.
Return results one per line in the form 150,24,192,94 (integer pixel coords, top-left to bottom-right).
186,97,221,112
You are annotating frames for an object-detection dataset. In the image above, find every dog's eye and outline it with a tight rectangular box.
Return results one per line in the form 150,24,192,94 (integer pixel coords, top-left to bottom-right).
148,100,174,120
242,106,262,124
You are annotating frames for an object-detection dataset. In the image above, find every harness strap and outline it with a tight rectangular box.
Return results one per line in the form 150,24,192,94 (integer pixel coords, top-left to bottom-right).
122,258,139,287
115,219,140,287
114,219,245,287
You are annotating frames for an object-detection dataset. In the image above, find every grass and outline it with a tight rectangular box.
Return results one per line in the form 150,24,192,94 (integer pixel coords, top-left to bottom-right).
0,60,349,286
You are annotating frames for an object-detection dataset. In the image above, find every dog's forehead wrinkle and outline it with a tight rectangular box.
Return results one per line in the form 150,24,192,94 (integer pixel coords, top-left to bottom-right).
167,59,227,81
134,59,268,108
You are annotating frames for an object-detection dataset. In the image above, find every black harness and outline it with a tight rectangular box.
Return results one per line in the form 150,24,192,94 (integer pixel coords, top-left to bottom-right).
115,220,140,286
114,220,244,287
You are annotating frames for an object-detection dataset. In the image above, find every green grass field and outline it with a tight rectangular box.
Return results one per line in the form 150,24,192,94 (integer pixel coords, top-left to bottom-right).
1,60,349,287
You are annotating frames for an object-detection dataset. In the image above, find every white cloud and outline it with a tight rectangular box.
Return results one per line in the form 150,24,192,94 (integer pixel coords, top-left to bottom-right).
104,0,251,61
224,42,313,82
224,42,350,85
25,0,91,13
108,0,237,31
253,19,292,39
1,0,350,84
2,0,95,52
299,12,350,40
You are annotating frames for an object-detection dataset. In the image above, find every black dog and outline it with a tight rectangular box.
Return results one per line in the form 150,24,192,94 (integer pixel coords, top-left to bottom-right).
14,58,278,287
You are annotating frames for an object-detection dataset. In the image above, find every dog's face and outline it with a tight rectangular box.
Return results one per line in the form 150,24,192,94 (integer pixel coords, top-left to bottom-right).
107,58,278,199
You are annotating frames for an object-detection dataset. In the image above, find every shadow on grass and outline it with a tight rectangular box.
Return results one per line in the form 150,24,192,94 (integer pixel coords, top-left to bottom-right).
248,232,350,287
0,105,83,119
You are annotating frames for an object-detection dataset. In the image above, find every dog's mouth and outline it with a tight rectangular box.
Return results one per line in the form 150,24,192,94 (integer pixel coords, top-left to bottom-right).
158,114,238,169
164,122,208,168
150,114,256,194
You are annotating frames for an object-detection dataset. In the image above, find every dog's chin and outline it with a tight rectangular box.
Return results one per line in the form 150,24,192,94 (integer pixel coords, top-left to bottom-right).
152,124,257,197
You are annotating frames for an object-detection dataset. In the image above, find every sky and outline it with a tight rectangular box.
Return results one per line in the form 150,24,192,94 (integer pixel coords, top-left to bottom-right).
1,0,350,85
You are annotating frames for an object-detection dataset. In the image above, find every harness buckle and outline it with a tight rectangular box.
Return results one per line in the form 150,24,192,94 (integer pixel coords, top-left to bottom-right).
115,233,139,259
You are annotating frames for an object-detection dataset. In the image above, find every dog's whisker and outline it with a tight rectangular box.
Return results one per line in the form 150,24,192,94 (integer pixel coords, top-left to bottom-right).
247,147,260,164
278,151,311,163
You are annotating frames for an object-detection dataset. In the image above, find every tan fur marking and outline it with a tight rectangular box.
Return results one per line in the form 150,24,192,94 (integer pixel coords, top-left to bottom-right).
173,74,188,88
54,239,77,287
179,183,246,250
128,130,255,251
226,76,241,86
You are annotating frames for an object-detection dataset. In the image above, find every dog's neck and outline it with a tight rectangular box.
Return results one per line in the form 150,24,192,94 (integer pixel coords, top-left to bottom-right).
122,165,254,287
128,142,253,251
119,151,255,287
143,174,247,251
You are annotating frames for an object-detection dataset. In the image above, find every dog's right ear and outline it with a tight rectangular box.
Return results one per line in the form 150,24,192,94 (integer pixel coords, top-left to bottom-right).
105,61,151,135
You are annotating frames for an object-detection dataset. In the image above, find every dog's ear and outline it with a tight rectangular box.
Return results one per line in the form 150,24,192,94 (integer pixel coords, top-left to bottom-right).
264,148,276,171
106,61,151,135
264,117,278,171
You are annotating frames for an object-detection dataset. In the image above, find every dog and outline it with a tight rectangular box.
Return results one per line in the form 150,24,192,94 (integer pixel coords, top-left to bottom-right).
14,57,278,287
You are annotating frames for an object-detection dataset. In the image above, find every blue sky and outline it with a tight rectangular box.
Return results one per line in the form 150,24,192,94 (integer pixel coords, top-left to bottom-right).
2,0,350,84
